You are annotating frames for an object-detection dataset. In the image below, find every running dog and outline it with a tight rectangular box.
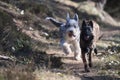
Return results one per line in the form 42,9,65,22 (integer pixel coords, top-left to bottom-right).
80,20,100,72
46,13,81,60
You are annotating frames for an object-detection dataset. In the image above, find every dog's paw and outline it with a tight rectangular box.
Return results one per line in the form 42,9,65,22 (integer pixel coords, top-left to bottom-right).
84,65,90,72
85,68,90,72
75,53,81,61
89,63,93,68
62,53,69,57
75,56,81,61
84,64,90,72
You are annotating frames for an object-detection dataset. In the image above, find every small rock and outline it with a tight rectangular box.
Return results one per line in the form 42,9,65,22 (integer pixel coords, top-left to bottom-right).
101,57,104,61
97,52,103,56
29,27,34,30
114,62,117,65
117,61,120,64
20,10,24,15
12,46,15,51
42,32,49,37
108,62,112,66
111,61,114,64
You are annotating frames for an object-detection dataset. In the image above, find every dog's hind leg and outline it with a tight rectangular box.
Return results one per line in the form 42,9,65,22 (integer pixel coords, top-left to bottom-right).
94,48,98,55
93,43,98,55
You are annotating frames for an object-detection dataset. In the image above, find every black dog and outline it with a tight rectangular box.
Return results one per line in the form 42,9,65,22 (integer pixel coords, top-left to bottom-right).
80,20,100,72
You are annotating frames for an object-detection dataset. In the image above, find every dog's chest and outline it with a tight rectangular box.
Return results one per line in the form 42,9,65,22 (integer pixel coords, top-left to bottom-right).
80,38,93,49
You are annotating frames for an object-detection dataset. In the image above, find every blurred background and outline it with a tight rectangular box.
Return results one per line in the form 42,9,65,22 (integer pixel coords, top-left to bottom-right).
0,0,120,80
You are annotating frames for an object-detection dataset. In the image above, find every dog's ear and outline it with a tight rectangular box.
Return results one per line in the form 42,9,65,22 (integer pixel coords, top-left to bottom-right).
66,13,70,22
82,20,86,28
89,20,93,28
73,13,79,22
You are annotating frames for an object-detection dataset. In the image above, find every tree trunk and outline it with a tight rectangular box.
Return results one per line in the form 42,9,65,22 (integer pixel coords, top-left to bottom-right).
87,0,107,10
96,0,107,10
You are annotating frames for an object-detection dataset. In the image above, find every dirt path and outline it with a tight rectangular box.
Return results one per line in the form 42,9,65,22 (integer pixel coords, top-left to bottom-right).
46,44,120,80
46,47,101,78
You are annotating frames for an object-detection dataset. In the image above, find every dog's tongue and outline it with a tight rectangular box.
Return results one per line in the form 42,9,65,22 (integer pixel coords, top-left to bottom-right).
68,32,75,37
68,33,73,37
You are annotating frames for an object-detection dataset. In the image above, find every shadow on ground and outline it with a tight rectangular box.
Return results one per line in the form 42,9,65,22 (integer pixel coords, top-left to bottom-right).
80,75,120,80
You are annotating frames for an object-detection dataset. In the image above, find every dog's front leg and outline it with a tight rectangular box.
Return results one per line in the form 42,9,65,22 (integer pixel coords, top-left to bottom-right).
60,41,72,55
82,52,90,72
88,48,93,68
73,41,81,61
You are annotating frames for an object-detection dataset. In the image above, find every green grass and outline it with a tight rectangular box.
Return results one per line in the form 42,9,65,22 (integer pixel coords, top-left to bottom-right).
0,74,4,80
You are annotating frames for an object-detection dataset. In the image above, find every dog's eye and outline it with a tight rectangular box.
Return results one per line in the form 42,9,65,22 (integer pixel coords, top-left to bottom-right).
88,28,90,31
66,24,70,28
81,28,86,31
88,28,92,31
74,25,76,28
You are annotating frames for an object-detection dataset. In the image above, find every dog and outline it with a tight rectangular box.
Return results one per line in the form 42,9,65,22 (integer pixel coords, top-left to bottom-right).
80,20,100,72
46,13,81,60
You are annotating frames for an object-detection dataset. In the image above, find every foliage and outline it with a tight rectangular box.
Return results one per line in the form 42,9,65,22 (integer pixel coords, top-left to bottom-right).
97,44,120,77
0,10,32,56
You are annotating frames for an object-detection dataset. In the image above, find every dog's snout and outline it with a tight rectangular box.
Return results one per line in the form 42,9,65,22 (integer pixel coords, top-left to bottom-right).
69,30,73,33
68,30,75,37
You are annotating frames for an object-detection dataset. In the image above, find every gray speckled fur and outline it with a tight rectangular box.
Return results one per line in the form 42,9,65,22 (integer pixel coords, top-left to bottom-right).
46,13,81,60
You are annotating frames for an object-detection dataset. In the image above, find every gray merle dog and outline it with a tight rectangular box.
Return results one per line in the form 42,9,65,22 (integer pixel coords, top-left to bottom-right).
80,20,100,72
46,13,81,60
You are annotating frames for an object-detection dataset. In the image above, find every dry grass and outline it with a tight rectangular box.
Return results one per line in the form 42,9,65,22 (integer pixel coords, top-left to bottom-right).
0,67,34,80
0,67,80,80
33,69,80,80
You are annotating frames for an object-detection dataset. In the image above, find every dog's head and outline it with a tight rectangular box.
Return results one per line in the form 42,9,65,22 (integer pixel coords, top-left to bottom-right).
81,20,94,41
65,13,80,40
46,13,80,41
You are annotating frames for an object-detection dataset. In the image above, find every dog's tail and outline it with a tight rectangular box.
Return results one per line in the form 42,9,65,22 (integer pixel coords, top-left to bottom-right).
45,17,63,27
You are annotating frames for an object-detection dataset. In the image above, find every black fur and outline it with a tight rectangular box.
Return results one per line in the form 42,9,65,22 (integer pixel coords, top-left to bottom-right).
80,20,94,53
80,20,99,72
